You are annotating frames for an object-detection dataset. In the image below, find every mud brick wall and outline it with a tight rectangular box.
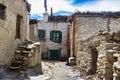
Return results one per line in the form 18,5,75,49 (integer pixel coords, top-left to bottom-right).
0,0,29,65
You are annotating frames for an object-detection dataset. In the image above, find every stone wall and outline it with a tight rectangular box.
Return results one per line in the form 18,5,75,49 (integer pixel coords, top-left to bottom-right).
0,0,29,65
76,31,105,75
75,17,108,75
75,16,120,79
97,41,119,80
113,54,120,80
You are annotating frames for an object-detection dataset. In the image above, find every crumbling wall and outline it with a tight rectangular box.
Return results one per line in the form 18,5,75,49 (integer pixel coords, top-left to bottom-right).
76,17,108,75
76,31,105,75
97,41,118,80
75,16,120,79
28,42,42,68
113,54,120,80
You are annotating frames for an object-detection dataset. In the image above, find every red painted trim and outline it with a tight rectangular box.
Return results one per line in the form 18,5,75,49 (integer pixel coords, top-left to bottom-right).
72,14,76,57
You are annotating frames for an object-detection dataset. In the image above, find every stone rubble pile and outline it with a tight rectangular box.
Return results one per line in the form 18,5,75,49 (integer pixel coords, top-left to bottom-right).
96,31,120,80
97,41,119,80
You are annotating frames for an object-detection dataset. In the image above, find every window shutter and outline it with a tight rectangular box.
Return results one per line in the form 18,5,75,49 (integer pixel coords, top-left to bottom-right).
38,30,46,41
50,31,62,43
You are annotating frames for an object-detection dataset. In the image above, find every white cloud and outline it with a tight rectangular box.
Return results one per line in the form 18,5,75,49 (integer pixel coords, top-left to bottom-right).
27,0,120,15
27,0,75,14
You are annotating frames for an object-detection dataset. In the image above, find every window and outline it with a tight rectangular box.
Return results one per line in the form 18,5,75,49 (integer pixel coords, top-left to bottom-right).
38,30,46,41
0,4,6,20
50,31,62,43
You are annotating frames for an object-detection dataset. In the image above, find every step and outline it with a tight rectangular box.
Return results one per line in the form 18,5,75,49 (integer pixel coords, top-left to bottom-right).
113,47,120,51
22,50,32,54
106,49,116,53
12,60,23,64
23,57,28,60
15,58,24,61
20,71,27,77
19,45,27,48
21,53,32,59
20,70,26,74
15,56,23,60
33,42,40,45
11,61,23,66
15,50,22,54
19,45,32,50
113,73,117,77
9,66,21,70
113,53,120,58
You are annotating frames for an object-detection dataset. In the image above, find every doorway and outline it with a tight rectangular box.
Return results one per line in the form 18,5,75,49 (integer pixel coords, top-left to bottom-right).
15,15,22,39
88,47,98,75
49,50,61,60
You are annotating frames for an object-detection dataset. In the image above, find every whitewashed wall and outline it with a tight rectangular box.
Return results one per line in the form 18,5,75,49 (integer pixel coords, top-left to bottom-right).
38,21,69,58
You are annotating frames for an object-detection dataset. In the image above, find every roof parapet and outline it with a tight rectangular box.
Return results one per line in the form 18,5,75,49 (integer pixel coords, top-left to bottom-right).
74,11,120,18
48,15,69,23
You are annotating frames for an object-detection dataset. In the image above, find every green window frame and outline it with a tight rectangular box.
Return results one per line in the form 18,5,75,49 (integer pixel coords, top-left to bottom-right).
38,30,46,41
50,31,62,43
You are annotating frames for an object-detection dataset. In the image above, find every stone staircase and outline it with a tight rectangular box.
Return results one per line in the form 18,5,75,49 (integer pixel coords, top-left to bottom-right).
9,41,41,76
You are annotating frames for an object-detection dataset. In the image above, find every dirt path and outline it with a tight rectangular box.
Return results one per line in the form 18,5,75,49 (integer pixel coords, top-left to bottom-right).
49,61,69,80
41,61,83,80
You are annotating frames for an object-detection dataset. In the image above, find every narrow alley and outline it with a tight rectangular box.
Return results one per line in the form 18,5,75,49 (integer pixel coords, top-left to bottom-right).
1,0,120,80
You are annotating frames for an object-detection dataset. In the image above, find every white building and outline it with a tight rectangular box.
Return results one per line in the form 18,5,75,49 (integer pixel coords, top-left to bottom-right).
37,13,71,60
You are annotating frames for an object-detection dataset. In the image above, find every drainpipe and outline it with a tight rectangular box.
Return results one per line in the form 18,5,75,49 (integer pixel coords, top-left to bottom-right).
72,14,76,57
69,14,76,65
66,25,70,64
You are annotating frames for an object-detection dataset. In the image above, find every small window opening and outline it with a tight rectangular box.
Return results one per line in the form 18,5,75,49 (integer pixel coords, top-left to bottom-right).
0,4,6,20
38,30,46,41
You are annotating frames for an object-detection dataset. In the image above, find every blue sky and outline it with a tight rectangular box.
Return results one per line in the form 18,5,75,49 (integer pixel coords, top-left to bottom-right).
27,0,120,20
72,0,95,5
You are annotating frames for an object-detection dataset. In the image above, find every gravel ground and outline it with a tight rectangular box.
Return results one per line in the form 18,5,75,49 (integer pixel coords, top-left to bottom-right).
38,61,83,80
0,61,83,80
